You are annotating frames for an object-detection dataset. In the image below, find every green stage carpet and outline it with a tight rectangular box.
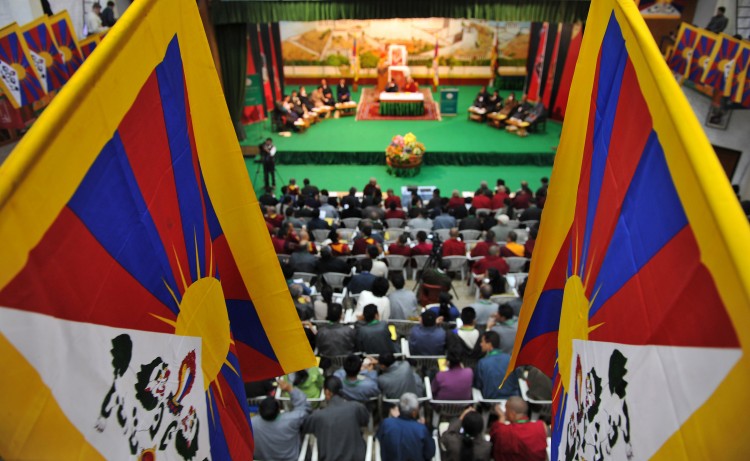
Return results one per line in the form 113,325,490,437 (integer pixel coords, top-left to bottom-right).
244,163,553,196
241,86,561,166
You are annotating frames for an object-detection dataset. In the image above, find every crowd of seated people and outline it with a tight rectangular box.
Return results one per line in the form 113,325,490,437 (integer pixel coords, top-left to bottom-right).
273,78,359,132
469,87,547,136
249,174,555,459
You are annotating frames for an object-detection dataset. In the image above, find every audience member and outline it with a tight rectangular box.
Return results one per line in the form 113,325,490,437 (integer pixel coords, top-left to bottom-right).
442,228,466,257
368,245,388,277
472,245,510,282
377,393,435,460
316,303,356,357
307,208,330,231
342,187,361,209
327,229,351,256
706,6,729,33
378,353,425,399
319,194,339,220
409,310,447,356
431,343,473,400
507,278,526,317
388,273,420,320
387,233,412,256
333,354,380,402
289,239,319,273
433,208,456,229
356,304,396,355
459,211,483,231
353,225,381,255
525,227,538,258
290,284,314,320
489,397,549,461
441,408,492,461
384,188,402,209
471,190,492,211
487,304,518,355
474,331,519,399
314,284,335,320
303,376,369,461
408,209,433,230
490,214,514,241
252,380,311,461
347,259,376,295
355,276,391,320
447,190,465,211
492,185,510,210
469,284,499,325
499,230,525,257
385,201,407,220
426,291,460,322
453,307,480,351
411,230,434,256
318,246,350,273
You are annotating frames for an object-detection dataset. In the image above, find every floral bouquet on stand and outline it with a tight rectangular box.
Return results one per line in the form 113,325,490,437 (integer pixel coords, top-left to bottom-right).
385,132,426,177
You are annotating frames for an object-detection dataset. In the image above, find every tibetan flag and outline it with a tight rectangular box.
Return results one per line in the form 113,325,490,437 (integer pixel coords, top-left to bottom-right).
20,17,70,94
79,34,101,60
542,23,563,109
49,11,84,77
352,37,359,83
0,23,46,108
667,22,699,81
738,60,750,107
509,0,750,460
526,22,549,102
490,28,499,75
432,37,439,89
702,34,743,96
687,29,718,85
0,0,315,460
730,44,750,105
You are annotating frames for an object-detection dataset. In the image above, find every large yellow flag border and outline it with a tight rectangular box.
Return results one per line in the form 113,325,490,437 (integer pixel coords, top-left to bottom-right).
515,0,750,457
0,0,313,373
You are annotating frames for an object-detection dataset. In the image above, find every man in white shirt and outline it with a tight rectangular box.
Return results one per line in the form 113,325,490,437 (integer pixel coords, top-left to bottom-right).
85,3,109,36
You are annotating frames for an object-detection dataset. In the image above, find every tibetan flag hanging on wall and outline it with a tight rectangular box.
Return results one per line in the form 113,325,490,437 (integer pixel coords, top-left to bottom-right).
49,11,84,77
526,22,549,102
551,22,582,120
78,34,101,60
702,34,743,96
666,22,699,82
542,23,563,109
687,29,718,85
730,44,750,105
0,0,315,460
0,23,46,109
509,0,750,460
20,17,70,94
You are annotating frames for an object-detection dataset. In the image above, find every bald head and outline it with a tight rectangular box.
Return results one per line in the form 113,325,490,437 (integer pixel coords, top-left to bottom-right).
489,245,500,256
506,396,529,420
449,227,459,238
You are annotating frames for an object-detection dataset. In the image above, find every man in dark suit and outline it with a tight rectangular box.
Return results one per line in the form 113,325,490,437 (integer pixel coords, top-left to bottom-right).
101,1,116,27
337,79,351,102
259,138,276,189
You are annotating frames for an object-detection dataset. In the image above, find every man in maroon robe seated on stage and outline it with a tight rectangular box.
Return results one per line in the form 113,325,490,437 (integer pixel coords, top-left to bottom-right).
403,76,419,93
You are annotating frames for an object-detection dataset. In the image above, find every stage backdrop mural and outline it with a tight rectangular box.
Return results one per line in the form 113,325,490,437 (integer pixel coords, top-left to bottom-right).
280,19,530,80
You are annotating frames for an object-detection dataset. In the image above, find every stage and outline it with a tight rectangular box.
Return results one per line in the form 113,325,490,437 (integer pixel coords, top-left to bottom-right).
241,86,561,167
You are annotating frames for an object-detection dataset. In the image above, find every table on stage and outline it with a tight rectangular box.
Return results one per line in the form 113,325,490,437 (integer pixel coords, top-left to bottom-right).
379,92,425,116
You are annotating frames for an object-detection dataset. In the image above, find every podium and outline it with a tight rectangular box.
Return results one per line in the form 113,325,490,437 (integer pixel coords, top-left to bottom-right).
440,88,459,116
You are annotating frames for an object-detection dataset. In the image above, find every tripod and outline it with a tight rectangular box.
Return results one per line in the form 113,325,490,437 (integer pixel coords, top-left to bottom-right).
252,159,285,193
413,234,459,299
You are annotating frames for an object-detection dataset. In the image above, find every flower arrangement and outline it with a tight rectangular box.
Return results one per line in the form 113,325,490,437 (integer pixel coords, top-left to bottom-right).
385,132,426,177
